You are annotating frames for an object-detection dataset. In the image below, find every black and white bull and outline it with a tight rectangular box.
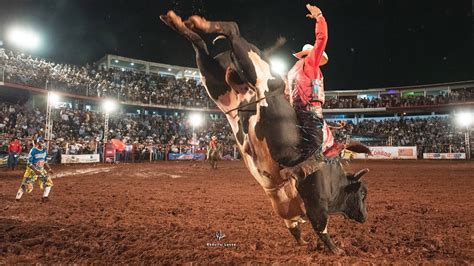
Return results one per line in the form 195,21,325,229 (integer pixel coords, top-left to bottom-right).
160,11,368,254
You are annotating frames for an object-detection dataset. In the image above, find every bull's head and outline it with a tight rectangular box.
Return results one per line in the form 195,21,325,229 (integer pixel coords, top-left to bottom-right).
342,169,368,223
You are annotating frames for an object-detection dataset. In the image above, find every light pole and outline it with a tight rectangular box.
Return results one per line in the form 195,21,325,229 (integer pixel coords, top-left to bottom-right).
189,113,204,153
102,99,117,162
0,48,4,82
465,129,471,160
456,112,472,160
45,92,60,142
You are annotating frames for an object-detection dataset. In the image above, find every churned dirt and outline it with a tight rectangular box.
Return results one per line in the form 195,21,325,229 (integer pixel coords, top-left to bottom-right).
0,160,473,264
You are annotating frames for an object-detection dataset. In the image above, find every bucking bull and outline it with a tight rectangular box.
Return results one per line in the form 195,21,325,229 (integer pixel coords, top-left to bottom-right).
161,11,369,254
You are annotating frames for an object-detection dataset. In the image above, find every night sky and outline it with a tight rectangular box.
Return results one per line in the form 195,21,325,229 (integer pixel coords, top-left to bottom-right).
0,0,472,90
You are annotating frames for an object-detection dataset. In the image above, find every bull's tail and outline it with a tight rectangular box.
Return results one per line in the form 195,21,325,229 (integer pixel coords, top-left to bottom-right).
262,37,287,59
213,35,287,60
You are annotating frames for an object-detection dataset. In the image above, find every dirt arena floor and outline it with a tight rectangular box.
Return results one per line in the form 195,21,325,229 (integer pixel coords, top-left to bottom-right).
0,160,473,264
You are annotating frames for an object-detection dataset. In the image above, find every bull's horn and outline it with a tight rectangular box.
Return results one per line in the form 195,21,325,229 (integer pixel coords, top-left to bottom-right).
345,140,371,154
212,35,227,45
347,168,369,181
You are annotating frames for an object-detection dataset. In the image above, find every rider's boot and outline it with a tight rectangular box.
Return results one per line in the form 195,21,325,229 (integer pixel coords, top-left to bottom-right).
280,154,323,181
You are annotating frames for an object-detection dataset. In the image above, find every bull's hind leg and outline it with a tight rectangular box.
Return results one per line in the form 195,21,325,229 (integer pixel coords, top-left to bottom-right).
185,16,268,87
160,11,209,54
185,16,240,39
161,11,229,99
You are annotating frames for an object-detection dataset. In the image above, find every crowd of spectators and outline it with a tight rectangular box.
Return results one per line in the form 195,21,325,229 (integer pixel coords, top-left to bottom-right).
0,101,235,162
1,100,471,162
324,90,473,109
2,49,473,111
1,49,214,108
333,117,467,157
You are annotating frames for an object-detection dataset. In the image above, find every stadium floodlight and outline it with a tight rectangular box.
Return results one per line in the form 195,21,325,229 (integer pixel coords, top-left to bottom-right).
456,112,473,128
114,59,119,63
102,99,117,113
130,62,134,66
270,57,287,75
48,92,60,105
7,26,41,50
168,68,172,71
189,113,204,128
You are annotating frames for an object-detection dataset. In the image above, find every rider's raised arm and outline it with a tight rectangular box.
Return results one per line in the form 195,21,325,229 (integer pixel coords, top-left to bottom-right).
303,15,328,78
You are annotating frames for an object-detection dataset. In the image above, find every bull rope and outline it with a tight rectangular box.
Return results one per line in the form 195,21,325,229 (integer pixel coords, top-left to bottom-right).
224,90,281,115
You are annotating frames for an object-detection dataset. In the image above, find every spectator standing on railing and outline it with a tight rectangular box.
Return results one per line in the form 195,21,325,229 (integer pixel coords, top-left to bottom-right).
7,137,22,170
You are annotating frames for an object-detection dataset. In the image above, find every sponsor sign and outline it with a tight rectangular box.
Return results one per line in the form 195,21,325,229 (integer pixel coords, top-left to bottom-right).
423,153,466,160
398,148,414,157
344,146,417,160
61,154,100,164
168,153,206,161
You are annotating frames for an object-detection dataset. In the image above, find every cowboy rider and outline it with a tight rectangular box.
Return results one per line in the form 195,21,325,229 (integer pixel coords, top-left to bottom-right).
209,135,218,150
207,135,219,159
279,3,330,181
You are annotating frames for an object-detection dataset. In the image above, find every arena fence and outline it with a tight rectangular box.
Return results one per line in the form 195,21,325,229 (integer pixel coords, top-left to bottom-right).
423,153,466,160
343,146,417,159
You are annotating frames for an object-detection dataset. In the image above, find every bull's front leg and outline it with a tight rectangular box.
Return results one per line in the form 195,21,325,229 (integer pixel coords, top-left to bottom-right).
296,175,344,255
284,218,308,246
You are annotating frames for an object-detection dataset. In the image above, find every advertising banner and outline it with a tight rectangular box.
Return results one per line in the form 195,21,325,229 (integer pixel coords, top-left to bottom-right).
343,146,417,160
423,153,466,160
168,153,206,161
61,154,100,164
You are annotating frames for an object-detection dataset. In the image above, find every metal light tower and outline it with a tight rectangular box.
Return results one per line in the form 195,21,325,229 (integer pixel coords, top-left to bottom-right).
465,129,471,160
456,112,472,160
45,92,59,141
189,113,204,153
102,99,117,161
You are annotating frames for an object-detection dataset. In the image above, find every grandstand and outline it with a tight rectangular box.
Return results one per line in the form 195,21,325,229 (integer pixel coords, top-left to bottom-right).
0,48,473,164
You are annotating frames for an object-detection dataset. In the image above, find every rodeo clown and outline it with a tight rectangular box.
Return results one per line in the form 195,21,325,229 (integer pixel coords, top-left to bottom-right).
281,3,369,181
15,136,54,202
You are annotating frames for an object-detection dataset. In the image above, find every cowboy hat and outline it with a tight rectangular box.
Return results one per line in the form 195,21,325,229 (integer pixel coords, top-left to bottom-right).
211,136,217,140
293,44,328,65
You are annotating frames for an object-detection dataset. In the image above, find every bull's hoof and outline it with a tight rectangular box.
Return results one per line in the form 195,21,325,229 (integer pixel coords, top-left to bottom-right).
318,233,345,255
160,15,171,26
330,246,345,255
186,15,212,32
160,11,187,33
297,239,308,246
